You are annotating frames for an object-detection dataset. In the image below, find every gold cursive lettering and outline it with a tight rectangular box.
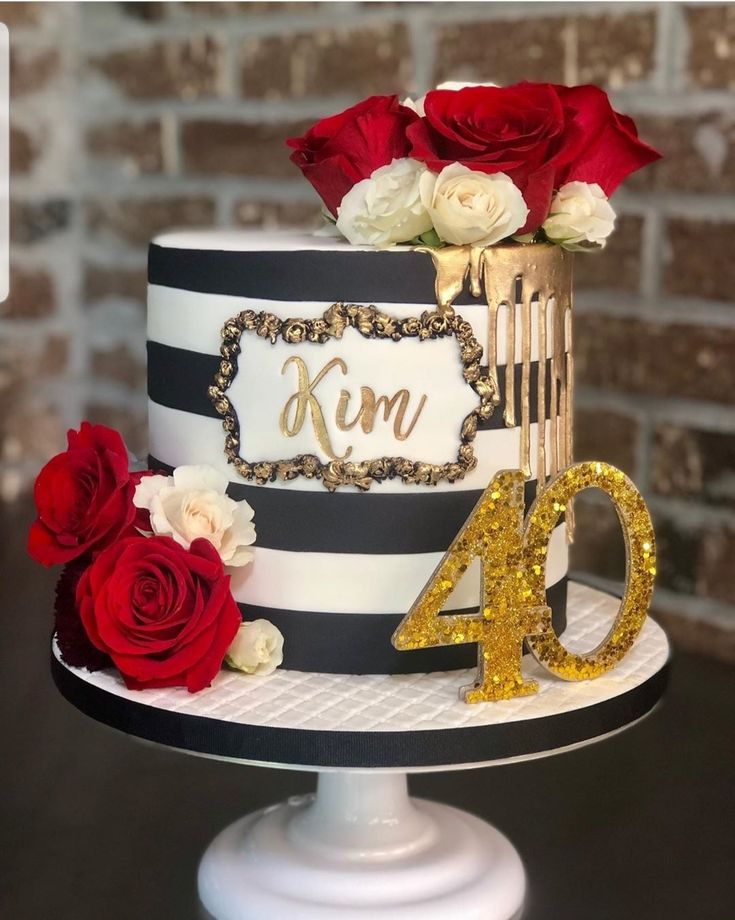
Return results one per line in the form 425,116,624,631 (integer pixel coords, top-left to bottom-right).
280,356,350,461
281,357,428,457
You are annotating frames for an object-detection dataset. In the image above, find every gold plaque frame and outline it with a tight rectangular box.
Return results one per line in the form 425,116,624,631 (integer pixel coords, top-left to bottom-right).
208,302,496,492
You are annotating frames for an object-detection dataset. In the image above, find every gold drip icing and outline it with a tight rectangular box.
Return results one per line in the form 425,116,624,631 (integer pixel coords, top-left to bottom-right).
504,300,516,427
520,293,532,479
564,302,575,538
422,243,574,535
537,297,547,494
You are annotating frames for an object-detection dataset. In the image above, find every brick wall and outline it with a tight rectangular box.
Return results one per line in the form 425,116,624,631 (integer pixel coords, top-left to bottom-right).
2,1,735,661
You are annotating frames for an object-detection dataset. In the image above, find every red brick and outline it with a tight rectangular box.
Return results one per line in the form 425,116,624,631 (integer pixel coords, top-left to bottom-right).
233,199,321,230
91,345,146,389
0,334,67,381
11,200,70,245
651,424,735,508
10,124,38,174
697,527,735,605
574,215,643,292
575,314,735,404
574,11,656,88
650,606,735,665
573,407,639,476
1,265,55,319
181,119,313,177
87,120,164,175
628,114,735,193
85,405,147,459
90,36,223,99
0,2,43,27
84,264,147,305
685,4,735,89
86,197,216,247
1,403,65,471
10,46,59,96
241,24,412,99
435,17,566,85
568,495,627,584
664,219,735,301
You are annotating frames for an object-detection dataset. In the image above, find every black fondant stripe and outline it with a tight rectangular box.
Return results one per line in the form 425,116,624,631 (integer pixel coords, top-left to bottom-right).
237,578,567,675
147,340,557,429
51,641,669,769
148,455,557,554
148,342,220,419
149,243,482,304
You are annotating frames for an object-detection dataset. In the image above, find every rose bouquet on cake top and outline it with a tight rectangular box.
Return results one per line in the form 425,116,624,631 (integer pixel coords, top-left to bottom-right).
287,81,660,250
29,422,283,692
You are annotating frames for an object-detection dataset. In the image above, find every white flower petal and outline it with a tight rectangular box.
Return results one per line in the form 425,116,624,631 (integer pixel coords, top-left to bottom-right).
225,620,284,676
132,474,171,510
421,163,528,246
172,464,229,495
543,181,616,250
336,158,433,247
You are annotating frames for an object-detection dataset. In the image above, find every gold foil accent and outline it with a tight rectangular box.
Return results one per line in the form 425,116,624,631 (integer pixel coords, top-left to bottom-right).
280,356,427,458
504,299,516,427
392,461,656,703
537,297,547,493
520,293,532,479
419,243,574,496
209,303,496,491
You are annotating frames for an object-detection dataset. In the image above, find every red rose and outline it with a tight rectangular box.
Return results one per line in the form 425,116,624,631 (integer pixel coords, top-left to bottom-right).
28,423,136,567
76,535,241,693
407,83,660,233
287,94,419,216
407,83,577,233
554,84,660,195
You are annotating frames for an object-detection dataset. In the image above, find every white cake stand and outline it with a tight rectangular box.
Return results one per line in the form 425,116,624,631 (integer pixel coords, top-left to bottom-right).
52,584,669,920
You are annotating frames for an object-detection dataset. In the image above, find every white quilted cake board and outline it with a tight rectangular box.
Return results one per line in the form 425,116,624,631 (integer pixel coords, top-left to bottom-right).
52,583,669,773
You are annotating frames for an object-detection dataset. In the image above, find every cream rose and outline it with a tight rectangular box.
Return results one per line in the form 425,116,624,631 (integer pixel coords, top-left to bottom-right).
225,620,284,676
419,163,528,246
336,157,433,247
543,181,616,251
133,465,256,567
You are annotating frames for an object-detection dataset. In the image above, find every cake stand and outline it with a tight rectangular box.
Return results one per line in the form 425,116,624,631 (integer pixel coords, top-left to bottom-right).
51,583,669,920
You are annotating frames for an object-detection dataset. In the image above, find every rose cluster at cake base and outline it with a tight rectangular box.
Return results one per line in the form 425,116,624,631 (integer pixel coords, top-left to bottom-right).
28,422,283,693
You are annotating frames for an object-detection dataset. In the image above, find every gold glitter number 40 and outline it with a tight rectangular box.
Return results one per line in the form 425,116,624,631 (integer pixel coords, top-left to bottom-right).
392,461,656,703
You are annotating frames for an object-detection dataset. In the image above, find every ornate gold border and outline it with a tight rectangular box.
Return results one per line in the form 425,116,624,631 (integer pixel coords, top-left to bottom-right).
208,303,496,491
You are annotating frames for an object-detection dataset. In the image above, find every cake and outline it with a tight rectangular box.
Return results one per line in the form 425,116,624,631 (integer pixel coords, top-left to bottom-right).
31,80,662,696
146,232,572,675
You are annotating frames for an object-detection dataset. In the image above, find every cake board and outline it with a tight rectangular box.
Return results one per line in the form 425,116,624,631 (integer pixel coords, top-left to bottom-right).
51,583,669,920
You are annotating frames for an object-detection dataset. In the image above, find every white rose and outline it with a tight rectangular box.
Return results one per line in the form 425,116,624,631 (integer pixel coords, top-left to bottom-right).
336,158,433,247
225,620,284,676
543,181,616,251
419,163,528,246
403,81,498,116
133,465,256,567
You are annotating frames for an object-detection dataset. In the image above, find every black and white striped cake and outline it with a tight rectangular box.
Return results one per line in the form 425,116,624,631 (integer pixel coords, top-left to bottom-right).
147,230,569,675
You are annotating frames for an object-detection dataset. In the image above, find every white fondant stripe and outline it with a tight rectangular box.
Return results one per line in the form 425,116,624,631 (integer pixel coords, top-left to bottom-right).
148,400,559,492
229,524,568,615
148,284,562,366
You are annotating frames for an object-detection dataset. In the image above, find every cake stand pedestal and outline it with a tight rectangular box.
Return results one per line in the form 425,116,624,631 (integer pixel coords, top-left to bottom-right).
51,584,669,920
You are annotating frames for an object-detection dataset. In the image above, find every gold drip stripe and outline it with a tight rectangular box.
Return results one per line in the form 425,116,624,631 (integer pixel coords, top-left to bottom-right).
504,298,516,427
485,300,500,408
520,293,532,478
565,302,575,540
537,297,547,493
548,298,559,482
